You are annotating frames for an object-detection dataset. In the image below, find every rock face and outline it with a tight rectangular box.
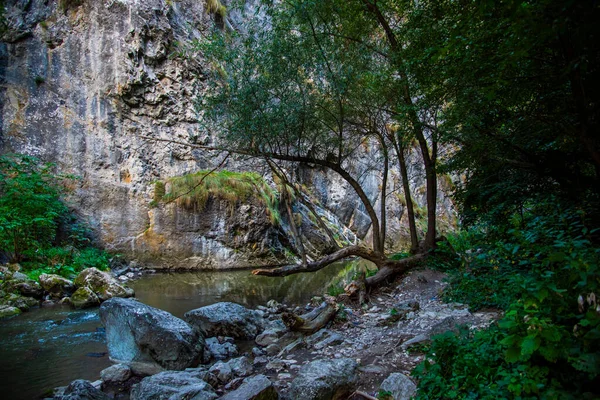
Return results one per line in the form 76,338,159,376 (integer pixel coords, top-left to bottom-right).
0,0,455,269
130,371,217,400
74,267,134,301
53,379,110,400
99,298,204,373
379,373,417,400
287,358,359,400
219,375,278,400
184,302,264,339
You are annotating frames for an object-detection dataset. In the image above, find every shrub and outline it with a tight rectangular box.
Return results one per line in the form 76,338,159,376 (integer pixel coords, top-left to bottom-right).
414,203,600,398
0,154,68,262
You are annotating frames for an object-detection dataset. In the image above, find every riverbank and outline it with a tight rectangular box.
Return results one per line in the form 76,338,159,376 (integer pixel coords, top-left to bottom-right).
48,267,500,400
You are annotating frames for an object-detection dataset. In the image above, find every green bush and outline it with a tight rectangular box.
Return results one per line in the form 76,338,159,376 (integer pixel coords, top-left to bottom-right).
0,154,68,262
414,203,600,398
0,154,113,281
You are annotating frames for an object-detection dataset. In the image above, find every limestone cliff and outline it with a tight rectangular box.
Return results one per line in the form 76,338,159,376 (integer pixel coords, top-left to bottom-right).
0,0,455,268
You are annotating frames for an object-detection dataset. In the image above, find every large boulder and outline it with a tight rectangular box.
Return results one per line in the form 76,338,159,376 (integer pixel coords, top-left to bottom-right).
71,287,100,309
287,358,359,400
99,298,204,373
220,375,278,400
379,373,417,400
184,302,264,339
130,371,217,400
39,274,76,299
74,268,134,301
53,379,110,400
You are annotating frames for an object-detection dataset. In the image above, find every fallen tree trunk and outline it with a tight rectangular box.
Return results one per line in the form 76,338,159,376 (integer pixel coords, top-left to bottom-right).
282,302,337,334
252,245,384,276
252,245,427,289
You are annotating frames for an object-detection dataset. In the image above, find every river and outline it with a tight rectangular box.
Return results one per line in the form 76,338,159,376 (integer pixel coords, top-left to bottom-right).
0,260,369,399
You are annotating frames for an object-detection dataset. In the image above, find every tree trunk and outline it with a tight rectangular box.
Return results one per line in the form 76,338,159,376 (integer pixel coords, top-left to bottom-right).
389,133,419,253
361,0,438,251
253,244,426,289
379,142,389,252
282,302,337,334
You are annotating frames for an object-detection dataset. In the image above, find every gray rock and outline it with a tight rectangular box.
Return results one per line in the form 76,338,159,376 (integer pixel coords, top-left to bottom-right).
71,287,100,309
264,344,281,356
100,298,204,373
130,371,217,400
209,361,233,384
312,332,344,350
379,373,416,400
39,274,76,299
100,364,132,384
228,356,254,377
253,356,268,367
184,302,264,339
205,337,238,361
53,379,110,400
252,347,265,357
400,334,429,350
255,329,279,347
288,358,358,400
219,375,278,400
74,268,134,301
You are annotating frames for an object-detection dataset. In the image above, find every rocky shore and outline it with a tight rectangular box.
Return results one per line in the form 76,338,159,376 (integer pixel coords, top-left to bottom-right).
0,265,136,317
44,268,499,400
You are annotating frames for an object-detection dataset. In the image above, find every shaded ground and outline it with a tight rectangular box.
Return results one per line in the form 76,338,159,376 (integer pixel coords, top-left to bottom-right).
248,268,501,397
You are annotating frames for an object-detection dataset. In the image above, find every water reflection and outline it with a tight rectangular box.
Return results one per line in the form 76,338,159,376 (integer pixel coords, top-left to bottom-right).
130,259,375,318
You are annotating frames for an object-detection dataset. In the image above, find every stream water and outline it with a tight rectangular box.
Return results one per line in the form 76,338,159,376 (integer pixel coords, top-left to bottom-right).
0,260,367,399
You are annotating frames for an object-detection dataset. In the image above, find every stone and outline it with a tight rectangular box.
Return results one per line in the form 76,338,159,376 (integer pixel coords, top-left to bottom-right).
39,274,76,299
255,329,280,347
219,375,278,400
228,356,254,377
265,359,286,372
99,298,204,373
71,287,100,309
253,356,268,367
288,358,358,400
12,280,44,298
224,377,245,391
0,305,21,318
53,379,110,400
130,371,217,400
184,302,264,340
205,337,238,361
313,332,344,350
252,347,265,357
8,295,39,311
379,373,417,400
100,364,132,384
264,344,281,356
209,361,233,384
74,268,134,301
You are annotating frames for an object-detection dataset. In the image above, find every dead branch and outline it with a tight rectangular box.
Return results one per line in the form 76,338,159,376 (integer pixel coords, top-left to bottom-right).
282,302,337,334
